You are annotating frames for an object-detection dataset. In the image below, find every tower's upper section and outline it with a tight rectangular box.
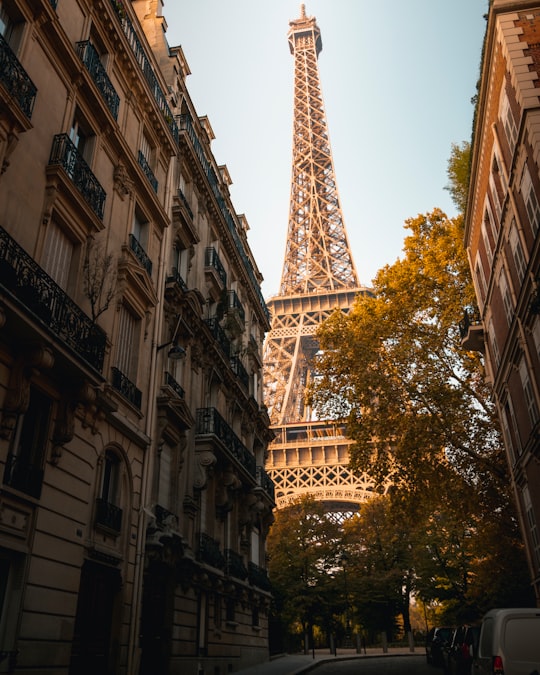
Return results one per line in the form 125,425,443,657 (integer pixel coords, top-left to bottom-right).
279,5,359,296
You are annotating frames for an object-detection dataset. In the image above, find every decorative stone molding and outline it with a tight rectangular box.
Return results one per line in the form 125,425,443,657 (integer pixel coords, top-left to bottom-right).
0,344,54,440
51,382,98,464
193,449,216,489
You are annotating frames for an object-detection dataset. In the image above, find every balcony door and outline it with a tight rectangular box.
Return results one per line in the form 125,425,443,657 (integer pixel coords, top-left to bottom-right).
69,560,121,675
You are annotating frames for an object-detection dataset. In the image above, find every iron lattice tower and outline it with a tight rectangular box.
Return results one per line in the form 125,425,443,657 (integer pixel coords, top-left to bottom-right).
264,5,374,517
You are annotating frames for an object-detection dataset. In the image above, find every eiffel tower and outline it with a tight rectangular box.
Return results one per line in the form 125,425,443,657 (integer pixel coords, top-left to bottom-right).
263,5,374,517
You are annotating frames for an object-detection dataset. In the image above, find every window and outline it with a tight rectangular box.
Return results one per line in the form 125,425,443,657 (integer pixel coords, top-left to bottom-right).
498,267,514,325
474,254,487,307
500,404,517,465
532,316,540,358
481,219,495,265
500,90,518,152
522,485,540,570
41,221,74,290
487,318,500,368
3,386,52,499
0,549,24,662
70,115,93,163
95,449,123,532
519,357,539,426
509,219,527,282
101,450,120,505
521,165,540,237
115,304,139,381
0,0,22,48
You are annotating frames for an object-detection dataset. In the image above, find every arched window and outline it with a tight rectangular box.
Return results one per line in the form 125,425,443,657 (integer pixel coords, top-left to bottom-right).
95,449,123,533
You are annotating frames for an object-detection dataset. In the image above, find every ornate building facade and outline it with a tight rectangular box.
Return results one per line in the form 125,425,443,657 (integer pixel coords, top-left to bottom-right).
0,0,274,673
464,0,540,602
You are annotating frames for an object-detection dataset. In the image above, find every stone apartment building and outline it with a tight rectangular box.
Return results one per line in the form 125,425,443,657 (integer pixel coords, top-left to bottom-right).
0,0,274,673
464,0,540,603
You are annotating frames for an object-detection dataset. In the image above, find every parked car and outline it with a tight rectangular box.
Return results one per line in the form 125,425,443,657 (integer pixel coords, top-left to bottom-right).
426,626,453,667
443,624,480,675
475,607,540,675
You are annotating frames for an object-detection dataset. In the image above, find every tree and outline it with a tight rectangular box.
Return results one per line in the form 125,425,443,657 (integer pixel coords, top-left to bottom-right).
308,203,533,618
446,141,470,214
83,235,117,322
267,496,344,649
342,495,414,641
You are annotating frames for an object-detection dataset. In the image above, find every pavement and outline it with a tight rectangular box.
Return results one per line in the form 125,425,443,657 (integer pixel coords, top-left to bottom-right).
234,647,421,675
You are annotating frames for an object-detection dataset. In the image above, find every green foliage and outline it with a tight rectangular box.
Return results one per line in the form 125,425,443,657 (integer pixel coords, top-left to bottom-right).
308,206,533,620
267,496,344,637
446,141,471,214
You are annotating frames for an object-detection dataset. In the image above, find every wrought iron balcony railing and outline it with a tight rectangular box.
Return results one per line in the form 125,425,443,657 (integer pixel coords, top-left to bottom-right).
137,150,158,192
95,498,123,532
0,226,107,372
225,549,248,580
204,247,227,287
198,532,226,570
164,371,184,398
0,32,37,120
111,366,142,409
177,188,194,220
48,134,106,220
204,318,231,358
248,562,271,591
230,354,249,390
458,308,484,353
227,290,245,322
129,233,152,276
76,41,120,120
109,0,178,142
166,267,188,292
195,407,256,478
256,465,275,502
3,452,44,500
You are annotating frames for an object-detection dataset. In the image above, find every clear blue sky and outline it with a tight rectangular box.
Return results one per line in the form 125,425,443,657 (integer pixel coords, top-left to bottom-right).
164,1,489,297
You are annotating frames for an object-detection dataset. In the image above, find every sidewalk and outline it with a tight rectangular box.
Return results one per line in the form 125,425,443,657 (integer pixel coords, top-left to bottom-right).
234,647,421,675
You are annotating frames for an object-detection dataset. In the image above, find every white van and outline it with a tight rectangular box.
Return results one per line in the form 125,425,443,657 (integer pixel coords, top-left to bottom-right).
474,608,540,675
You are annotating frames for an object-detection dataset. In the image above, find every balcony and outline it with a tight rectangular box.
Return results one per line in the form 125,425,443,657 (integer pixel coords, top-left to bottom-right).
198,532,225,570
205,318,231,358
459,309,484,353
95,497,123,533
230,354,249,390
0,32,37,120
196,407,256,478
48,134,106,220
224,290,245,336
172,189,199,249
166,268,188,293
164,371,184,399
177,188,193,221
76,41,120,120
204,247,227,301
137,150,158,193
225,548,248,580
3,452,44,499
111,366,142,408
129,233,152,276
0,226,106,372
248,562,271,592
256,465,275,502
